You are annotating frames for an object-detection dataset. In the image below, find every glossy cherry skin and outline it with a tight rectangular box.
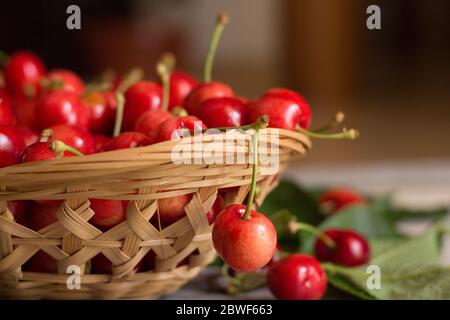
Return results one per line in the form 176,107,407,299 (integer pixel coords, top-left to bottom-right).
267,254,327,300
82,91,116,134
262,88,312,129
91,253,143,274
0,125,26,168
0,88,10,104
17,127,39,147
314,229,370,267
319,188,366,214
48,124,95,155
0,98,16,126
102,132,153,151
4,51,46,99
246,97,301,130
156,116,206,142
212,204,277,272
158,194,192,225
168,70,198,109
20,141,73,163
123,81,162,131
206,193,225,225
184,82,234,115
34,90,89,131
135,110,173,136
46,69,85,95
89,199,126,231
93,134,111,152
7,200,31,226
196,97,246,128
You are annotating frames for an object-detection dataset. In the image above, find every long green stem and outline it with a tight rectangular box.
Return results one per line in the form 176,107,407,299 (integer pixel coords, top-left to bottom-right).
288,221,336,248
51,140,84,157
203,14,229,83
312,111,345,133
113,92,125,137
0,50,9,66
298,127,359,140
116,67,144,94
156,53,176,112
242,115,269,219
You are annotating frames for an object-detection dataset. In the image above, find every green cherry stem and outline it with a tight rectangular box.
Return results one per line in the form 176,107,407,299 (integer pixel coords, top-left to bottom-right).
171,106,188,117
82,81,112,98
39,129,53,142
298,126,359,140
116,67,144,94
204,13,229,83
288,220,336,249
156,52,176,112
113,92,125,137
242,115,269,220
312,111,345,133
51,140,84,157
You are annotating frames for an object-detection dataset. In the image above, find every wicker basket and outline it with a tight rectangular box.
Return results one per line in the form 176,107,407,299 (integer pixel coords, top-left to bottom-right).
0,128,310,299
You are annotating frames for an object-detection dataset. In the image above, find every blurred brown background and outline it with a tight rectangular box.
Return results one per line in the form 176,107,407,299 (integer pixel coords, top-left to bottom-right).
1,0,449,166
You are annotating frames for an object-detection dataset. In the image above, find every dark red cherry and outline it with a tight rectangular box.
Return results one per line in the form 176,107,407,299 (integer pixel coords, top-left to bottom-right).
25,250,57,273
82,91,116,134
29,202,59,231
34,90,89,131
123,81,162,131
48,124,95,154
262,88,312,129
134,109,172,136
0,88,10,104
20,141,75,163
17,127,39,147
246,97,300,130
314,229,370,267
3,51,46,99
156,116,207,142
196,97,245,128
93,134,111,152
11,97,36,128
319,188,366,214
168,70,198,109
7,200,31,226
0,125,26,168
45,69,85,95
183,82,233,115
206,193,225,224
103,132,153,151
89,199,126,231
0,97,16,126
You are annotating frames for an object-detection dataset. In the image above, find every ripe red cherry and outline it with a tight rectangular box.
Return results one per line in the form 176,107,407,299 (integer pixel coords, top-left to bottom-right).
212,204,277,272
89,199,126,231
3,51,46,99
49,124,95,154
123,81,162,131
25,250,57,273
21,141,73,163
319,188,366,214
35,90,89,131
267,254,327,300
0,88,10,104
196,97,245,128
17,128,39,147
167,70,198,109
29,202,58,231
102,132,152,151
262,88,312,129
314,229,370,266
7,200,31,226
82,91,116,134
10,97,36,128
0,98,16,126
206,193,225,224
46,69,85,95
134,110,172,135
184,82,234,115
0,125,26,168
158,194,192,225
246,97,301,130
93,134,111,152
156,116,206,142
91,253,143,274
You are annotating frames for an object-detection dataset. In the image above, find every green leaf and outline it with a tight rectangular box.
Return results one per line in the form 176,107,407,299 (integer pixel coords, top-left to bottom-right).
326,273,375,300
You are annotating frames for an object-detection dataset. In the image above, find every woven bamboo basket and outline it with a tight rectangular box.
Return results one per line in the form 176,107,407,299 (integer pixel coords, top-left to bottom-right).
0,128,310,299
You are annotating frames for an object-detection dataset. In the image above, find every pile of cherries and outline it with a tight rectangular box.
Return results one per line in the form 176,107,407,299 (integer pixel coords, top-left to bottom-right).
0,14,362,299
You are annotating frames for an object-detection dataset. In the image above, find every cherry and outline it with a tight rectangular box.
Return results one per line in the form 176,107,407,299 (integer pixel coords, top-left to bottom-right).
184,82,234,115
168,70,198,109
134,109,172,136
206,193,225,224
25,250,57,273
246,97,301,130
17,127,39,147
267,254,327,300
82,90,116,134
20,139,79,163
195,97,245,128
314,229,370,267
7,200,31,226
91,253,142,274
319,188,366,214
48,124,95,154
34,90,89,131
0,88,10,104
212,204,277,272
0,97,16,126
158,194,192,225
102,131,153,151
262,88,312,129
45,69,85,95
89,199,126,231
29,202,58,231
93,134,111,152
123,81,162,131
156,116,206,142
3,51,46,99
0,125,26,168
10,97,36,128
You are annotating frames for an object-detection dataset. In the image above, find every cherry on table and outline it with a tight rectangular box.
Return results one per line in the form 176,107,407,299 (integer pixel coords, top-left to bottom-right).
195,97,245,128
314,228,370,267
0,125,26,168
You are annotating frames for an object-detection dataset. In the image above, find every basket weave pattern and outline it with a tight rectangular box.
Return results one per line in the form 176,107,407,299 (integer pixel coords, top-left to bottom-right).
0,129,310,299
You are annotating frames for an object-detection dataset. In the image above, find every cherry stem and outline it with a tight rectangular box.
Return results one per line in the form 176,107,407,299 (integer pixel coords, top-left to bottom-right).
50,140,84,157
39,129,53,142
156,52,176,112
288,221,336,249
82,81,112,98
23,82,36,100
243,115,269,219
312,111,345,133
171,106,188,117
116,67,144,94
0,50,9,66
298,126,359,140
113,92,125,137
204,13,229,83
